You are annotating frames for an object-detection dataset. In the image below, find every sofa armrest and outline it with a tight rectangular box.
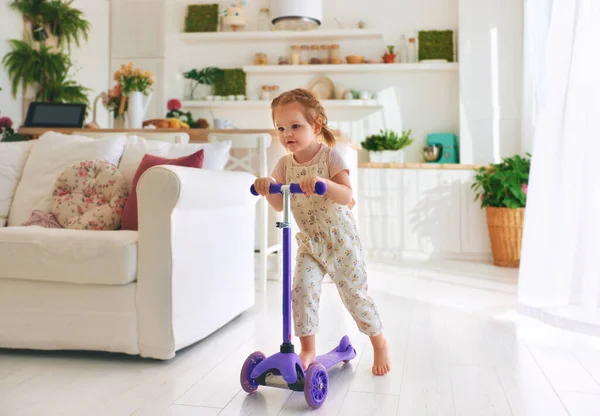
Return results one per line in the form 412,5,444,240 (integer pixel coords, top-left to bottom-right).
135,165,257,359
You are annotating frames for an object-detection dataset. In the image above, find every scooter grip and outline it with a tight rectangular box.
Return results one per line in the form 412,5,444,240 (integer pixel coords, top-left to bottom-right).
289,182,327,195
250,183,283,195
250,181,327,195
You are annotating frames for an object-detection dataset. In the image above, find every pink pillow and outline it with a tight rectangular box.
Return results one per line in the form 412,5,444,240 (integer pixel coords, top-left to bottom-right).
22,210,63,228
121,149,204,230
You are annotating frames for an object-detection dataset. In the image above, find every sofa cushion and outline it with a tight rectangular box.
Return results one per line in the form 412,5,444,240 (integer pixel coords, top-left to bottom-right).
118,135,231,191
121,149,204,231
52,160,129,230
7,132,126,227
0,226,137,285
0,141,35,225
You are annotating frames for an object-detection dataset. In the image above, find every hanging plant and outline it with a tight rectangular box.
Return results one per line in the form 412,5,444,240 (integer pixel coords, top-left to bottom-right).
44,0,91,49
10,0,50,41
3,0,91,110
37,71,89,106
2,40,69,97
10,0,90,49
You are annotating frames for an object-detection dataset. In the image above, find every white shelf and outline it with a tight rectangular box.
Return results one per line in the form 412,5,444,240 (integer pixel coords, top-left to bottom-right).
179,28,383,43
182,99,383,120
242,62,459,74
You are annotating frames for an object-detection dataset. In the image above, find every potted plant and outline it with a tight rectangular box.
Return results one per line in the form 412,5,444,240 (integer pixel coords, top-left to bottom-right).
382,45,396,63
360,129,413,163
471,153,531,268
183,67,224,100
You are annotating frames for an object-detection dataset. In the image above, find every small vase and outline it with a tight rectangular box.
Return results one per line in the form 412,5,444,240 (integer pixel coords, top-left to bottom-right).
383,53,396,63
127,91,152,129
113,114,126,129
193,84,212,100
369,150,405,163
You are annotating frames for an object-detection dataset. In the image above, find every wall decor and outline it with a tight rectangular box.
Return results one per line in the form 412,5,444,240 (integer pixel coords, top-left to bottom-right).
213,68,246,96
185,4,219,33
417,30,454,62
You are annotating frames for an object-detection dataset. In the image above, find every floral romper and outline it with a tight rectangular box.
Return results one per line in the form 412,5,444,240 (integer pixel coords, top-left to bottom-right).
285,147,383,337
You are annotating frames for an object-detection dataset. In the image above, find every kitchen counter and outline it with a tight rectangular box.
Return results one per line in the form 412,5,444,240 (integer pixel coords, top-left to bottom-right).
17,127,283,142
359,162,487,170
16,127,359,148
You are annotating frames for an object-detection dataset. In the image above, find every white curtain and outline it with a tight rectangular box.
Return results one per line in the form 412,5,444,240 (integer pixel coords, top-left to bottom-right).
520,0,553,154
517,0,600,334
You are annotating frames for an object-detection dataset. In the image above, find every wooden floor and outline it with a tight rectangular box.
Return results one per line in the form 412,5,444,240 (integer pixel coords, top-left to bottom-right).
2,260,600,415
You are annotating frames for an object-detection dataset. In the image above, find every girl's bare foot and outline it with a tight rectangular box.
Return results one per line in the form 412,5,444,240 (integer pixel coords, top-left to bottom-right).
370,333,390,376
299,349,316,370
299,334,316,370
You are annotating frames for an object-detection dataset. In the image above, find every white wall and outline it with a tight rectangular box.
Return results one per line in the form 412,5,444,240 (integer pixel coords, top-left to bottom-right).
71,0,110,127
458,0,524,164
0,0,109,128
109,0,166,125
164,0,460,163
0,3,23,126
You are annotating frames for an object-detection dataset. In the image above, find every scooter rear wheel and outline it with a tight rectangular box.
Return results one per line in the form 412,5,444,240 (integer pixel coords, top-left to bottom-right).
304,362,328,409
240,351,266,393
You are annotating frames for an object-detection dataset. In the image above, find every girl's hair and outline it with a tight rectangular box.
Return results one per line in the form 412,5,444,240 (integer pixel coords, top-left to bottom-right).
271,88,336,147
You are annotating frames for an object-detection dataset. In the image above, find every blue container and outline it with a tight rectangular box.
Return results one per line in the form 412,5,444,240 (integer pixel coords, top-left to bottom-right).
426,133,459,163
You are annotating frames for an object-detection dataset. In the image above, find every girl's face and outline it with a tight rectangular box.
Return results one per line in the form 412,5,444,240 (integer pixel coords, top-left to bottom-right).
273,102,320,153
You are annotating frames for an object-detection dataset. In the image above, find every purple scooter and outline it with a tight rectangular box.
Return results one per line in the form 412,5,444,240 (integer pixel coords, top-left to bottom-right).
241,181,357,409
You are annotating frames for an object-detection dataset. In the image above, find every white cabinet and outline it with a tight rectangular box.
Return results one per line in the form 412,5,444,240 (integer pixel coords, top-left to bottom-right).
357,168,491,262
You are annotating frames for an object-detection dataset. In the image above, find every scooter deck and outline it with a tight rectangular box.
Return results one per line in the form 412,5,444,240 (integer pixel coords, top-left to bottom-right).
315,341,357,370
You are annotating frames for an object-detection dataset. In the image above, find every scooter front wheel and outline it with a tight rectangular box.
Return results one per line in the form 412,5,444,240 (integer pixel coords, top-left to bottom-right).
304,362,328,409
240,351,266,393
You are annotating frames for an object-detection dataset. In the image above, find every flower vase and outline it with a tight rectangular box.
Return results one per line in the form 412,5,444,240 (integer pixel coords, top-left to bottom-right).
113,114,126,129
127,91,152,129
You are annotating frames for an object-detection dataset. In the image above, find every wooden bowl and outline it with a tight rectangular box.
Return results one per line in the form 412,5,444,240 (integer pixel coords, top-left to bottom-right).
346,55,364,64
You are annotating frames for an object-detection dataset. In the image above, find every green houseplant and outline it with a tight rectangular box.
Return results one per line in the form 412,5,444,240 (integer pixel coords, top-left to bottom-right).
360,129,414,163
471,153,531,267
183,67,224,100
2,0,91,111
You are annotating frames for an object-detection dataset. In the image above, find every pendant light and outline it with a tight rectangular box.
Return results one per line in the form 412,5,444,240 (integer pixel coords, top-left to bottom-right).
271,0,322,31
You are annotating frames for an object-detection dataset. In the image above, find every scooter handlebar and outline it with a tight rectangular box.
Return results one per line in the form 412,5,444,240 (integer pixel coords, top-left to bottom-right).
250,181,327,196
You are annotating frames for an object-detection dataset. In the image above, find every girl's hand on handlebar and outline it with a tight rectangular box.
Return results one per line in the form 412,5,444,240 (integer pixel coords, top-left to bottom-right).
254,177,276,196
299,176,324,196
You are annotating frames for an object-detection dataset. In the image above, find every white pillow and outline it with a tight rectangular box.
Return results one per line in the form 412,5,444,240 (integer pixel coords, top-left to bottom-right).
0,141,35,225
117,135,231,191
7,132,126,226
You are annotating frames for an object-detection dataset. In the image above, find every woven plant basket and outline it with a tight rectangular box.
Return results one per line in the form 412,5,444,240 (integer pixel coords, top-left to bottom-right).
485,207,525,268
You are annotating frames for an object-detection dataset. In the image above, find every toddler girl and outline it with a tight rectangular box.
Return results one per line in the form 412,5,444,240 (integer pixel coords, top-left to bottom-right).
253,88,390,376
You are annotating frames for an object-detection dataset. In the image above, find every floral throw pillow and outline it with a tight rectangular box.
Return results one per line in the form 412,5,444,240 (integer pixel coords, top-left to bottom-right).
52,160,129,230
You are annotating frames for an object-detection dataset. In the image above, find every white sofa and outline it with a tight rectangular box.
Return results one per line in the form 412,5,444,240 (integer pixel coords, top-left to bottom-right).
0,131,257,360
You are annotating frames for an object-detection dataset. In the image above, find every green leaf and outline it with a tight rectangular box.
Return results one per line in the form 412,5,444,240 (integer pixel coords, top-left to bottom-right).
360,129,414,151
470,153,530,208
